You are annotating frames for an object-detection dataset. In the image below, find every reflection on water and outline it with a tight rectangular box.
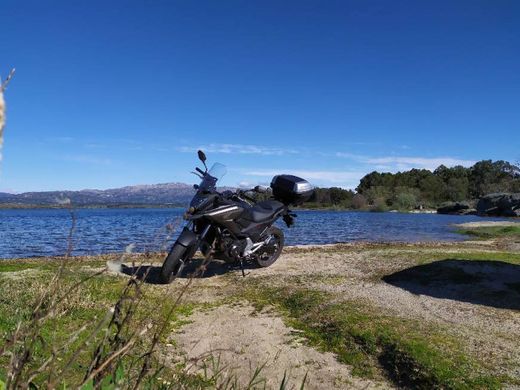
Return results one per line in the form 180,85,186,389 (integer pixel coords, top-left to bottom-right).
0,208,509,259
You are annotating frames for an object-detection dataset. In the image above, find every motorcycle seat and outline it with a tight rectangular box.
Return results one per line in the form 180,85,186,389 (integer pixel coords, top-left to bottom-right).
244,200,285,222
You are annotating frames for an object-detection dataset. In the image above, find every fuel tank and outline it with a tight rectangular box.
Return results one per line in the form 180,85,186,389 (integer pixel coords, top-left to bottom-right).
204,204,244,224
203,202,277,239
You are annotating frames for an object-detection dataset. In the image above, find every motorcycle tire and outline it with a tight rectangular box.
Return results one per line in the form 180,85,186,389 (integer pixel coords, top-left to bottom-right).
256,226,284,268
160,243,188,284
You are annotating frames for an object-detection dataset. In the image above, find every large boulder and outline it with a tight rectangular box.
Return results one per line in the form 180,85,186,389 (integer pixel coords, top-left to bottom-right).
437,201,477,215
477,193,520,217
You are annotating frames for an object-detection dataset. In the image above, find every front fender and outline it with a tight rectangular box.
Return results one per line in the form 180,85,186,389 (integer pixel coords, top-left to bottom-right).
176,227,198,248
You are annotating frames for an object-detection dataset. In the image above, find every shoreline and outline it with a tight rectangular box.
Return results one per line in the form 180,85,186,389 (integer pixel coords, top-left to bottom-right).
1,221,517,261
3,205,520,221
0,238,504,262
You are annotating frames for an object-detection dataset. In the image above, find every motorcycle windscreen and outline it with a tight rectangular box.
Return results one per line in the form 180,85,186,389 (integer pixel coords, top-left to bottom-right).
199,163,227,191
208,163,227,180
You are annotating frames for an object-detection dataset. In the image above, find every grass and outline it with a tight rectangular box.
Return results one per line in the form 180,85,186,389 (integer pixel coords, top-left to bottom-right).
456,225,520,239
0,260,201,388
0,263,41,273
238,282,502,389
368,246,520,265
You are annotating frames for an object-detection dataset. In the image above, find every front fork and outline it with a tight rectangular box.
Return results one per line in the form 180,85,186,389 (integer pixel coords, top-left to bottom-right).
176,221,212,260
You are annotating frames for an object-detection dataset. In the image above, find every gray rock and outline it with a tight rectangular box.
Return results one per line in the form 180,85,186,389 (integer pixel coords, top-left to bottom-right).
460,208,478,216
477,193,520,217
437,202,471,215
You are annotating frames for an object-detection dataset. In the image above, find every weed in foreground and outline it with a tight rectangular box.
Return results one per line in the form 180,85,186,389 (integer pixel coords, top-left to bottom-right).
0,205,306,388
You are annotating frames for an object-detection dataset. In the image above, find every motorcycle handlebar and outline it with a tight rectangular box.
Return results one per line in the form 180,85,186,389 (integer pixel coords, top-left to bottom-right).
236,189,256,203
195,167,205,175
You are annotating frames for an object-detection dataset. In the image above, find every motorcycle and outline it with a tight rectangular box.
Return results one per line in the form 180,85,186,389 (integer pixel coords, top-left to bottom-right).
160,150,314,283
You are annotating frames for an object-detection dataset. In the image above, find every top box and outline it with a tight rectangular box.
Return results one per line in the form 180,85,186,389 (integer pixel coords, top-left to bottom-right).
271,175,314,206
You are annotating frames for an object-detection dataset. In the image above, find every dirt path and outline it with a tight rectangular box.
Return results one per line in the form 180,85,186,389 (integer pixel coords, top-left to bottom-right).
171,304,389,389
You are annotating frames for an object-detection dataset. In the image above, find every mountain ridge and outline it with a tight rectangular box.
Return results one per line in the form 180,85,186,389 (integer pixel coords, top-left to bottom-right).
0,182,204,207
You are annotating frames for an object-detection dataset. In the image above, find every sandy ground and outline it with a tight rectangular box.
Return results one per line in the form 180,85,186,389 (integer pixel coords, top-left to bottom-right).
171,304,389,389
106,239,520,388
252,247,520,379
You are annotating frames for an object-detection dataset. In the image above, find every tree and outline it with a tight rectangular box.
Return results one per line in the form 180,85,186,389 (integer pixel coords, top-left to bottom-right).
363,186,392,205
395,192,417,209
469,160,520,197
445,177,469,201
348,159,519,210
351,194,367,209
328,187,354,206
419,175,446,204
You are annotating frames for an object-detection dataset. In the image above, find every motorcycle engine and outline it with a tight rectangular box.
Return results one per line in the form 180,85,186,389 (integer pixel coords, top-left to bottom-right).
219,230,247,260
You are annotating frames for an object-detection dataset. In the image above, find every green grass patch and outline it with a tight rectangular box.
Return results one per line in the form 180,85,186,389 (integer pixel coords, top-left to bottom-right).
419,251,520,265
375,249,520,265
0,261,204,387
456,225,520,239
0,262,41,273
239,281,502,389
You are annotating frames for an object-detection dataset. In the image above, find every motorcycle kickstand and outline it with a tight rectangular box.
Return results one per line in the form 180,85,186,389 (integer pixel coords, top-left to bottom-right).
239,258,246,277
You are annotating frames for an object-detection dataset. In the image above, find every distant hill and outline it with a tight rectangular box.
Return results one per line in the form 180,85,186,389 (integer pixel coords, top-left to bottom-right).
0,183,202,207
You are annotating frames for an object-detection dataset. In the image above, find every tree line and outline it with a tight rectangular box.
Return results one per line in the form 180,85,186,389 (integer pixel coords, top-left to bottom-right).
302,160,520,210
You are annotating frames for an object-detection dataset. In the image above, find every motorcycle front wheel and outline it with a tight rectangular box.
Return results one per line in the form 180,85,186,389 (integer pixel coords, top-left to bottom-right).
256,226,284,268
160,243,188,284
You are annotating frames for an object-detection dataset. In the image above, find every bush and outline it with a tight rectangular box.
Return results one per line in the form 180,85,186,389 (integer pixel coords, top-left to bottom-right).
351,194,367,209
395,192,417,210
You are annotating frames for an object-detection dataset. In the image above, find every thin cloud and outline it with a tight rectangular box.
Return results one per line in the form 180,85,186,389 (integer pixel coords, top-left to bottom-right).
335,151,476,171
365,156,476,171
84,142,107,149
245,169,366,189
335,151,366,159
178,143,299,156
237,180,253,188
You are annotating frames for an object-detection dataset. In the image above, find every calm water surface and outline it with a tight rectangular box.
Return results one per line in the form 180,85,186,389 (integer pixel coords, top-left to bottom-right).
0,208,509,259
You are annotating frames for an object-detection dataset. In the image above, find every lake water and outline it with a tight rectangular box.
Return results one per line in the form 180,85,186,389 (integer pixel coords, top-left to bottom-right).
0,208,509,259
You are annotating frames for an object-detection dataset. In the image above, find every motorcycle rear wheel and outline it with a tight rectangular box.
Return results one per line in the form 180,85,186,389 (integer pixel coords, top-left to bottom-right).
160,243,188,284
256,227,284,268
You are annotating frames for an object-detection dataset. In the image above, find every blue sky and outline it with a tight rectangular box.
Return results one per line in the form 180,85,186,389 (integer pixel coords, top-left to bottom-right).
1,0,519,192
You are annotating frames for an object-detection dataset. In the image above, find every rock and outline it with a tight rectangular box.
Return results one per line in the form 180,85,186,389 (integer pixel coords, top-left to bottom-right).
437,202,473,215
477,193,520,217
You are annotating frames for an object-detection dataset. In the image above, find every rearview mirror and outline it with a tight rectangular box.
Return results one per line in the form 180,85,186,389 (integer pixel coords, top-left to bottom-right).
197,150,207,163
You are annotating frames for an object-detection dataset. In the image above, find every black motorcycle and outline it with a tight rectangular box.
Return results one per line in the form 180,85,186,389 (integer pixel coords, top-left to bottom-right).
160,150,313,283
